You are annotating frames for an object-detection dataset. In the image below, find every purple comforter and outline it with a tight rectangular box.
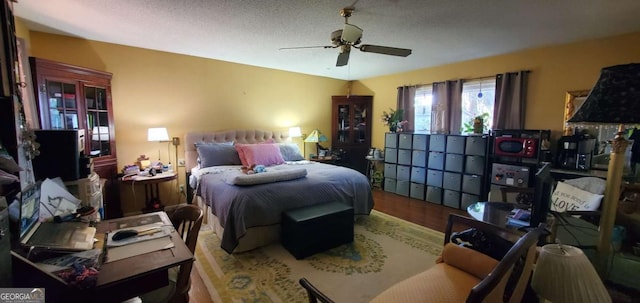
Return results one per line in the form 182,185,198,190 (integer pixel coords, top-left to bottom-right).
197,162,373,253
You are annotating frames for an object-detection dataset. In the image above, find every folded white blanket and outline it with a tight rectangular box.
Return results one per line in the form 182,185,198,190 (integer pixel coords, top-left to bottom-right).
225,168,307,186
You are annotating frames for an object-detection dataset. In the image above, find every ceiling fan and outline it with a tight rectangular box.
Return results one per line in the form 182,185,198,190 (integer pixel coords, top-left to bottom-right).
280,7,412,67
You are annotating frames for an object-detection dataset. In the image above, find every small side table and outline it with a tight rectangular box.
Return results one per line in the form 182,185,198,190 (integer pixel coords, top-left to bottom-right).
122,172,177,213
365,156,384,188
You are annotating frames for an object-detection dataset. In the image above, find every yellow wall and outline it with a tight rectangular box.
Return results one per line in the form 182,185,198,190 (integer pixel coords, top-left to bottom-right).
19,30,348,213
354,32,640,149
16,21,640,213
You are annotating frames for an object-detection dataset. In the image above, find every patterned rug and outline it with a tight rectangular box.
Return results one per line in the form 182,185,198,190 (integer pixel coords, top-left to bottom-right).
194,210,444,302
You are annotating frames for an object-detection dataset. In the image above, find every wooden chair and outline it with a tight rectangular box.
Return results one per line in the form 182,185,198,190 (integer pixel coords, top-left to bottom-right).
140,204,204,303
300,214,546,303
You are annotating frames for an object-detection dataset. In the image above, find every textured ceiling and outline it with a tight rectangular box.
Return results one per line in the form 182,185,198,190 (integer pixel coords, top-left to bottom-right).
13,0,640,80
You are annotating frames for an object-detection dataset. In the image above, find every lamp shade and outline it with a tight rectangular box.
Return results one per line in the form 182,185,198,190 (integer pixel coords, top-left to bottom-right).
288,127,302,138
148,127,169,142
92,126,109,141
531,244,611,303
304,129,328,143
568,63,640,124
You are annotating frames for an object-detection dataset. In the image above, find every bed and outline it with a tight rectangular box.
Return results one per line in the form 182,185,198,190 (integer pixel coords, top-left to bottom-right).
185,129,374,253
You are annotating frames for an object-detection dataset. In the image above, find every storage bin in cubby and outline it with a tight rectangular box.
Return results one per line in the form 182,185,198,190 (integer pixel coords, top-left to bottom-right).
428,152,444,170
385,133,398,148
410,183,425,200
443,190,461,208
396,165,411,181
426,186,443,204
396,180,410,196
384,178,397,193
384,163,397,179
397,149,412,166
429,135,446,152
412,150,427,167
410,167,426,184
398,133,413,149
412,134,429,150
446,136,466,154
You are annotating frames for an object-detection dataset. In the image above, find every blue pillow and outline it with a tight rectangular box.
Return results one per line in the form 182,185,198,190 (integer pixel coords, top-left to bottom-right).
196,142,241,168
279,143,304,161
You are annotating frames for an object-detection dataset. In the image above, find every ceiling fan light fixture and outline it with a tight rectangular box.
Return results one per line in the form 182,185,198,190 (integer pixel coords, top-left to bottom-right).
341,23,363,44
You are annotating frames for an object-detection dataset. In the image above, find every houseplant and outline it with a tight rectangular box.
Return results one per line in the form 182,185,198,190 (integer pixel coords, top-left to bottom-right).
381,108,407,132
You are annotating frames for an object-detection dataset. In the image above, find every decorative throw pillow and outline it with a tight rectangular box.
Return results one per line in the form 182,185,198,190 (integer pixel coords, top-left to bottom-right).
196,142,241,168
550,181,604,212
235,143,285,166
279,143,304,161
235,139,276,166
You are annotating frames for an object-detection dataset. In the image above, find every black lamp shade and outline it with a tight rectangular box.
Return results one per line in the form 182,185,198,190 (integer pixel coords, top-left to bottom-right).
568,63,640,124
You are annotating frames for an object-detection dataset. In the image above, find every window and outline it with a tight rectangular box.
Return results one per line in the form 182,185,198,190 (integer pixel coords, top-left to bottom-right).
414,85,433,132
461,78,496,134
411,78,496,134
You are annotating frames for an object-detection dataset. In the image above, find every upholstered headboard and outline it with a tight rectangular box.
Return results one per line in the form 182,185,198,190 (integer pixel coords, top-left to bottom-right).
184,129,289,170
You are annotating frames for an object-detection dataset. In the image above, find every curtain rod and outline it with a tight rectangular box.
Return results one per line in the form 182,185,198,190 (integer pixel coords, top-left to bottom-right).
398,70,531,88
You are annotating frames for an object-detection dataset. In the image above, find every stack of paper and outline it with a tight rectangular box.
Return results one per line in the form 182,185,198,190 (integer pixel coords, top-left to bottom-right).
105,223,174,263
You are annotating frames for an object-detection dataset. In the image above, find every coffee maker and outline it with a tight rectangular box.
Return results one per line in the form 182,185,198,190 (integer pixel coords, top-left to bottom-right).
556,135,596,170
576,137,596,170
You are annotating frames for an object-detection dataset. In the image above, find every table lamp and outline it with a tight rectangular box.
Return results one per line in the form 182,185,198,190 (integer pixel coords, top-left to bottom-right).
567,63,640,274
531,244,611,303
148,127,170,162
304,129,328,158
288,126,303,156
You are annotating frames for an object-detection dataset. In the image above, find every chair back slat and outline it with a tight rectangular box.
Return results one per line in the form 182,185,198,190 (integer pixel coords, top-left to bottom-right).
168,204,204,300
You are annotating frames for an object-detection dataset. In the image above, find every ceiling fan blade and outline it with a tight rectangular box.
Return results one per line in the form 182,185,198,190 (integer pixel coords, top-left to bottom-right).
336,48,350,66
359,44,412,57
279,45,335,50
341,23,363,44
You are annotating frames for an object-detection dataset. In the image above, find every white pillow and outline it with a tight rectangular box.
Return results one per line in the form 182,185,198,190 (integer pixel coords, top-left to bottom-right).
563,177,606,195
550,181,603,212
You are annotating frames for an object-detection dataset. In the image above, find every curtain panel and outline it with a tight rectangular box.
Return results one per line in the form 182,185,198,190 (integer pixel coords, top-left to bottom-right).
432,80,463,134
396,86,416,132
395,71,527,134
493,71,529,130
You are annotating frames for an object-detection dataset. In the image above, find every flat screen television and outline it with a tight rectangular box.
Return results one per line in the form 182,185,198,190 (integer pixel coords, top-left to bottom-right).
529,162,554,227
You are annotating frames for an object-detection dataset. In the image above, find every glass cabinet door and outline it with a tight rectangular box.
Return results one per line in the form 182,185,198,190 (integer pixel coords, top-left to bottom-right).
46,80,78,129
353,103,367,144
85,86,111,158
337,104,350,143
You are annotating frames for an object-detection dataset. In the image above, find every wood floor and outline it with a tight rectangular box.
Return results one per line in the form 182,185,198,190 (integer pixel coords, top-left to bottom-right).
186,189,467,303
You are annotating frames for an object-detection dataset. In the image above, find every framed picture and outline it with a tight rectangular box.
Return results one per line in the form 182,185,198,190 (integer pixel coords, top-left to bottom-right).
563,90,589,136
319,150,327,157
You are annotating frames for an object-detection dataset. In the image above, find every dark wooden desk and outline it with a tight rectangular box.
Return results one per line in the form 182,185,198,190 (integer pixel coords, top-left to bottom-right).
12,211,193,303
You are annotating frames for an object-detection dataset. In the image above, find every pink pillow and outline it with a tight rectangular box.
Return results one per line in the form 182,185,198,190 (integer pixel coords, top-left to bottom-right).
236,139,275,166
235,143,284,166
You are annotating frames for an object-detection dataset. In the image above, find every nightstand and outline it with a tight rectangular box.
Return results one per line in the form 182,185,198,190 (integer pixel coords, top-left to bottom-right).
121,171,177,213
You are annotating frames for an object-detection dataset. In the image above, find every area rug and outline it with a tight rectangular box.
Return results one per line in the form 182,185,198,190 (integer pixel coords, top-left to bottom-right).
194,210,445,302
